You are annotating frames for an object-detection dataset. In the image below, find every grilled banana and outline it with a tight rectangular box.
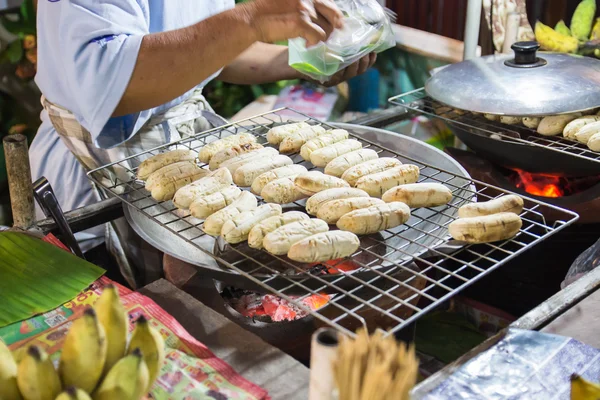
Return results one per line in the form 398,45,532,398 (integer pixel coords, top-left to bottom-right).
575,120,600,143
310,139,363,167
336,202,411,235
251,164,308,195
173,168,232,209
301,129,349,161
189,186,242,219
144,161,198,191
261,176,307,204
288,231,360,263
356,164,420,197
199,133,257,163
267,122,311,145
221,147,279,175
324,149,379,177
538,114,582,136
248,211,310,249
137,149,197,180
458,195,524,218
203,191,258,236
279,125,327,154
449,212,522,243
221,204,283,244
341,157,402,187
563,116,600,139
294,171,350,196
305,188,370,216
209,142,264,170
150,168,208,202
263,219,329,255
233,155,294,187
382,183,453,208
317,197,385,224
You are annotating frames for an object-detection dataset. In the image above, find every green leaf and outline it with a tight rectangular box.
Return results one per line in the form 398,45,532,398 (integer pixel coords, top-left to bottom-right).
0,232,105,327
0,16,25,35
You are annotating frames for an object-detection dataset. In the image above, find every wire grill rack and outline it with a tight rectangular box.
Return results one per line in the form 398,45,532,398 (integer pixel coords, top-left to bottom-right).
389,88,600,166
88,107,579,338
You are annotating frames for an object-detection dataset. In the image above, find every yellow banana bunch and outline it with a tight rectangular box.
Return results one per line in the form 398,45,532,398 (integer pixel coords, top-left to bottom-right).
59,308,107,393
17,346,61,400
535,21,579,53
0,338,22,400
571,0,597,41
56,387,92,400
127,315,165,393
590,18,600,57
94,284,127,375
571,374,600,400
92,349,149,400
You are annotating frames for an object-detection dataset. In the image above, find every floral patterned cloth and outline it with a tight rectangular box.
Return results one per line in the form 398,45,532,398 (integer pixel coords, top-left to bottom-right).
483,0,535,53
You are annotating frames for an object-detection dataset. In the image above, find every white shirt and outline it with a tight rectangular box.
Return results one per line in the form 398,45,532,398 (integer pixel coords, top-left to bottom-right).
30,0,234,250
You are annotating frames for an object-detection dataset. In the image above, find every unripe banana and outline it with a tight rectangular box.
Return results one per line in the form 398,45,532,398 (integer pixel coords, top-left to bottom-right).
94,285,127,375
0,338,22,400
55,387,92,400
17,346,61,400
571,0,596,41
93,349,149,400
59,308,107,393
127,316,165,393
554,19,571,36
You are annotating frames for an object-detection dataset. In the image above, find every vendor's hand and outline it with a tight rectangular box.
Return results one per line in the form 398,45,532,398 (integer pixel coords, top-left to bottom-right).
303,53,378,87
242,0,344,46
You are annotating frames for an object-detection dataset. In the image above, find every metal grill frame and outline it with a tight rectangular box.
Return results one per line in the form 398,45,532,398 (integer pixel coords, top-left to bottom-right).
87,107,579,338
389,88,600,166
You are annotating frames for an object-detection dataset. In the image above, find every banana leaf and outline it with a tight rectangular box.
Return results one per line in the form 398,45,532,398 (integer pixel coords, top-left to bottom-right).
0,232,105,327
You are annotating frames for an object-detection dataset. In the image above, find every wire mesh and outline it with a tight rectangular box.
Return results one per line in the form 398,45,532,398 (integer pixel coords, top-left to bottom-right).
88,107,579,338
389,88,600,166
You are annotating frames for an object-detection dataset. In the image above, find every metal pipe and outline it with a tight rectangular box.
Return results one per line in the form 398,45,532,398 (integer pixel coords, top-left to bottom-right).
463,0,483,60
3,134,34,229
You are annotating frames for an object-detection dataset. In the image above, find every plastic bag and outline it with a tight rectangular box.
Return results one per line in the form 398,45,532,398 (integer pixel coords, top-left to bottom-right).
561,238,600,289
288,0,395,83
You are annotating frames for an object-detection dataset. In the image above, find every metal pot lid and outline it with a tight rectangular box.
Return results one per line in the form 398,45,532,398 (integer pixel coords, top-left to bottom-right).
425,41,600,116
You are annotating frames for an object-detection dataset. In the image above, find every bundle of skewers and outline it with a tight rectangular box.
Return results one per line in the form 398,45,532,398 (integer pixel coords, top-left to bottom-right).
309,328,419,400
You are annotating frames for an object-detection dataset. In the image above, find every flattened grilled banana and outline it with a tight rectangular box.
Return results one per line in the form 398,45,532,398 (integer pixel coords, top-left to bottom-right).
279,125,327,154
221,204,282,244
260,177,307,204
173,168,233,209
305,188,370,216
199,133,257,163
145,161,198,191
355,164,420,197
263,218,329,255
248,211,310,249
288,231,360,263
233,155,294,187
151,169,208,202
300,129,349,161
251,164,307,195
336,202,411,235
137,149,197,180
267,122,311,145
449,212,522,243
189,186,242,219
209,142,264,170
317,197,385,224
341,157,402,187
310,139,363,167
294,171,350,196
203,191,258,236
382,183,452,208
324,149,379,177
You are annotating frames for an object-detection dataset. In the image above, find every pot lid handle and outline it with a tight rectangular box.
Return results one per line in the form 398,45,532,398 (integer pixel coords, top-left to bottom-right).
504,41,547,68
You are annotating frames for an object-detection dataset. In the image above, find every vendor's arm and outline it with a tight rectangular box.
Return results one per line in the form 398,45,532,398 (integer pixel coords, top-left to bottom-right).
218,42,378,87
114,0,343,116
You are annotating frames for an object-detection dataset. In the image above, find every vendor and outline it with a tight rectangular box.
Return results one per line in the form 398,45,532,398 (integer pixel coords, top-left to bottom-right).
30,0,376,286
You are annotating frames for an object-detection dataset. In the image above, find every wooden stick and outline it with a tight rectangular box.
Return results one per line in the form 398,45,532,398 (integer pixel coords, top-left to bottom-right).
3,134,34,229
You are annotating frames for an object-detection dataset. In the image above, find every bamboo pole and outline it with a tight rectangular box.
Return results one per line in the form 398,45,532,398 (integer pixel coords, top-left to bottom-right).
4,134,34,229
